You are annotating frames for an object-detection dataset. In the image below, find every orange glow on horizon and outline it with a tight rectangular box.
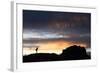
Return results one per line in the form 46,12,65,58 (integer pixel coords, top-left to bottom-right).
23,40,87,55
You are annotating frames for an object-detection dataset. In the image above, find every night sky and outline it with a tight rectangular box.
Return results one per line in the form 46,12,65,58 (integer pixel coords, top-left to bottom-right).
23,10,91,55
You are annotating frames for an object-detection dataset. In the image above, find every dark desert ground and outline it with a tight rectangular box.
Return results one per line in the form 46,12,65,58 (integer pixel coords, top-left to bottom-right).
23,45,90,62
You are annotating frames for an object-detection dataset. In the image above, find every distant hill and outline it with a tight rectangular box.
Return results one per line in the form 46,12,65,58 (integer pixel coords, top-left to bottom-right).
23,45,90,62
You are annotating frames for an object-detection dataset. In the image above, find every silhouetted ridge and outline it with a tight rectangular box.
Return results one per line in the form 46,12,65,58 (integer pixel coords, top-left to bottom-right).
61,45,90,60
23,45,90,62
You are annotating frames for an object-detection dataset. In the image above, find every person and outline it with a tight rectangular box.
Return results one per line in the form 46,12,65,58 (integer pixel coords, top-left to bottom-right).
35,47,39,53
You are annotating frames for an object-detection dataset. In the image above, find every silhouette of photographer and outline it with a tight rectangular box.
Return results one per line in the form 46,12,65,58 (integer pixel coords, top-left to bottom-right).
35,47,39,53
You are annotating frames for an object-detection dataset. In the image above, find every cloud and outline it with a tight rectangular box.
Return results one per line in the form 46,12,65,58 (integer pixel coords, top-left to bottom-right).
23,10,91,49
23,29,71,39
